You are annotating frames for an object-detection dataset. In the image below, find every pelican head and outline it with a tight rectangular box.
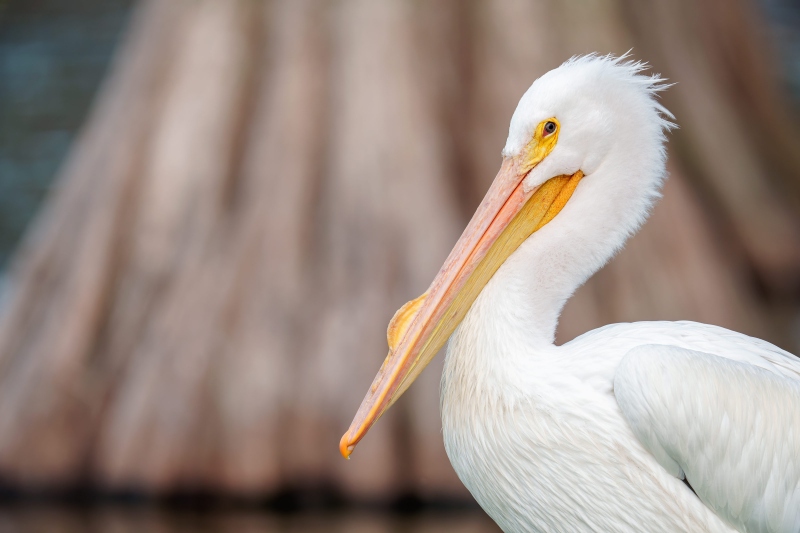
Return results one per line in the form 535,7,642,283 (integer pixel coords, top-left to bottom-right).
340,54,675,459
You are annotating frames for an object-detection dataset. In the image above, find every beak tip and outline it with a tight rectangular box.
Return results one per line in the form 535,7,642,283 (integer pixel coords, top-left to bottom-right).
339,433,355,459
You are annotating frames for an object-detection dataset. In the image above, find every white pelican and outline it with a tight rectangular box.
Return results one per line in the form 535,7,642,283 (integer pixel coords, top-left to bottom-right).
339,55,800,532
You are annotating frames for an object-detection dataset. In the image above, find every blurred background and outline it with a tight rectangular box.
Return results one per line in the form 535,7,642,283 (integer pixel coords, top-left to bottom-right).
0,0,799,531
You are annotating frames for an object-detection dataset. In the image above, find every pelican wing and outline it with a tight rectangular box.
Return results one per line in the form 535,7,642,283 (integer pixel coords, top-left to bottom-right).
614,343,800,533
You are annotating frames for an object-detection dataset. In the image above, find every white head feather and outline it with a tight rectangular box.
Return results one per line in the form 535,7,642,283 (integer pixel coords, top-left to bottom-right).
461,54,676,348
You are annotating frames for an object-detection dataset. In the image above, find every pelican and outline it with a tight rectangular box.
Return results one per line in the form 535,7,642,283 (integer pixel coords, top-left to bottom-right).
339,55,800,532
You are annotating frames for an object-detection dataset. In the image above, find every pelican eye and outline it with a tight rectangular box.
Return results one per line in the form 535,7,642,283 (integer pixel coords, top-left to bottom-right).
543,121,557,136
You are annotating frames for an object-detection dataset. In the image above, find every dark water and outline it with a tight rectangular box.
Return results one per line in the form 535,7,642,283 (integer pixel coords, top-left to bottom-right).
0,0,133,269
0,506,501,533
760,0,800,102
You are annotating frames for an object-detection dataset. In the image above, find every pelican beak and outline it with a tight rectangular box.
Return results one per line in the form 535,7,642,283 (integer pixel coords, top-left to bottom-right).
340,120,583,459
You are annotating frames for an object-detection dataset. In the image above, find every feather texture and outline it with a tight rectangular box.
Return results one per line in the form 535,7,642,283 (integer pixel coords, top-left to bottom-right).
616,343,800,533
439,55,800,532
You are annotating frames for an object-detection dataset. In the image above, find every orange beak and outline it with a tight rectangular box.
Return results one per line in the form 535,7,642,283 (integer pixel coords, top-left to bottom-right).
339,120,583,459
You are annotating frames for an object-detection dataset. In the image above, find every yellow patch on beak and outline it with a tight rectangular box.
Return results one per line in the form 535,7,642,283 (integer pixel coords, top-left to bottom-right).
387,292,428,352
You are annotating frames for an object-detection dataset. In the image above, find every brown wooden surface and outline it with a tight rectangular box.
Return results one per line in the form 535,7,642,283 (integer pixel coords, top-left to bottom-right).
0,0,797,500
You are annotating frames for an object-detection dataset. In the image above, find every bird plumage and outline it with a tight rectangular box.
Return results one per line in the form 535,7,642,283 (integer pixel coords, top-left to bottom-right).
341,53,800,533
616,341,800,532
443,320,800,532
439,55,800,532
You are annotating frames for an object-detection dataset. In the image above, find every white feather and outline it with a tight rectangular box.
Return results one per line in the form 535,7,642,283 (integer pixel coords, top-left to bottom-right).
440,55,800,533
615,342,800,533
